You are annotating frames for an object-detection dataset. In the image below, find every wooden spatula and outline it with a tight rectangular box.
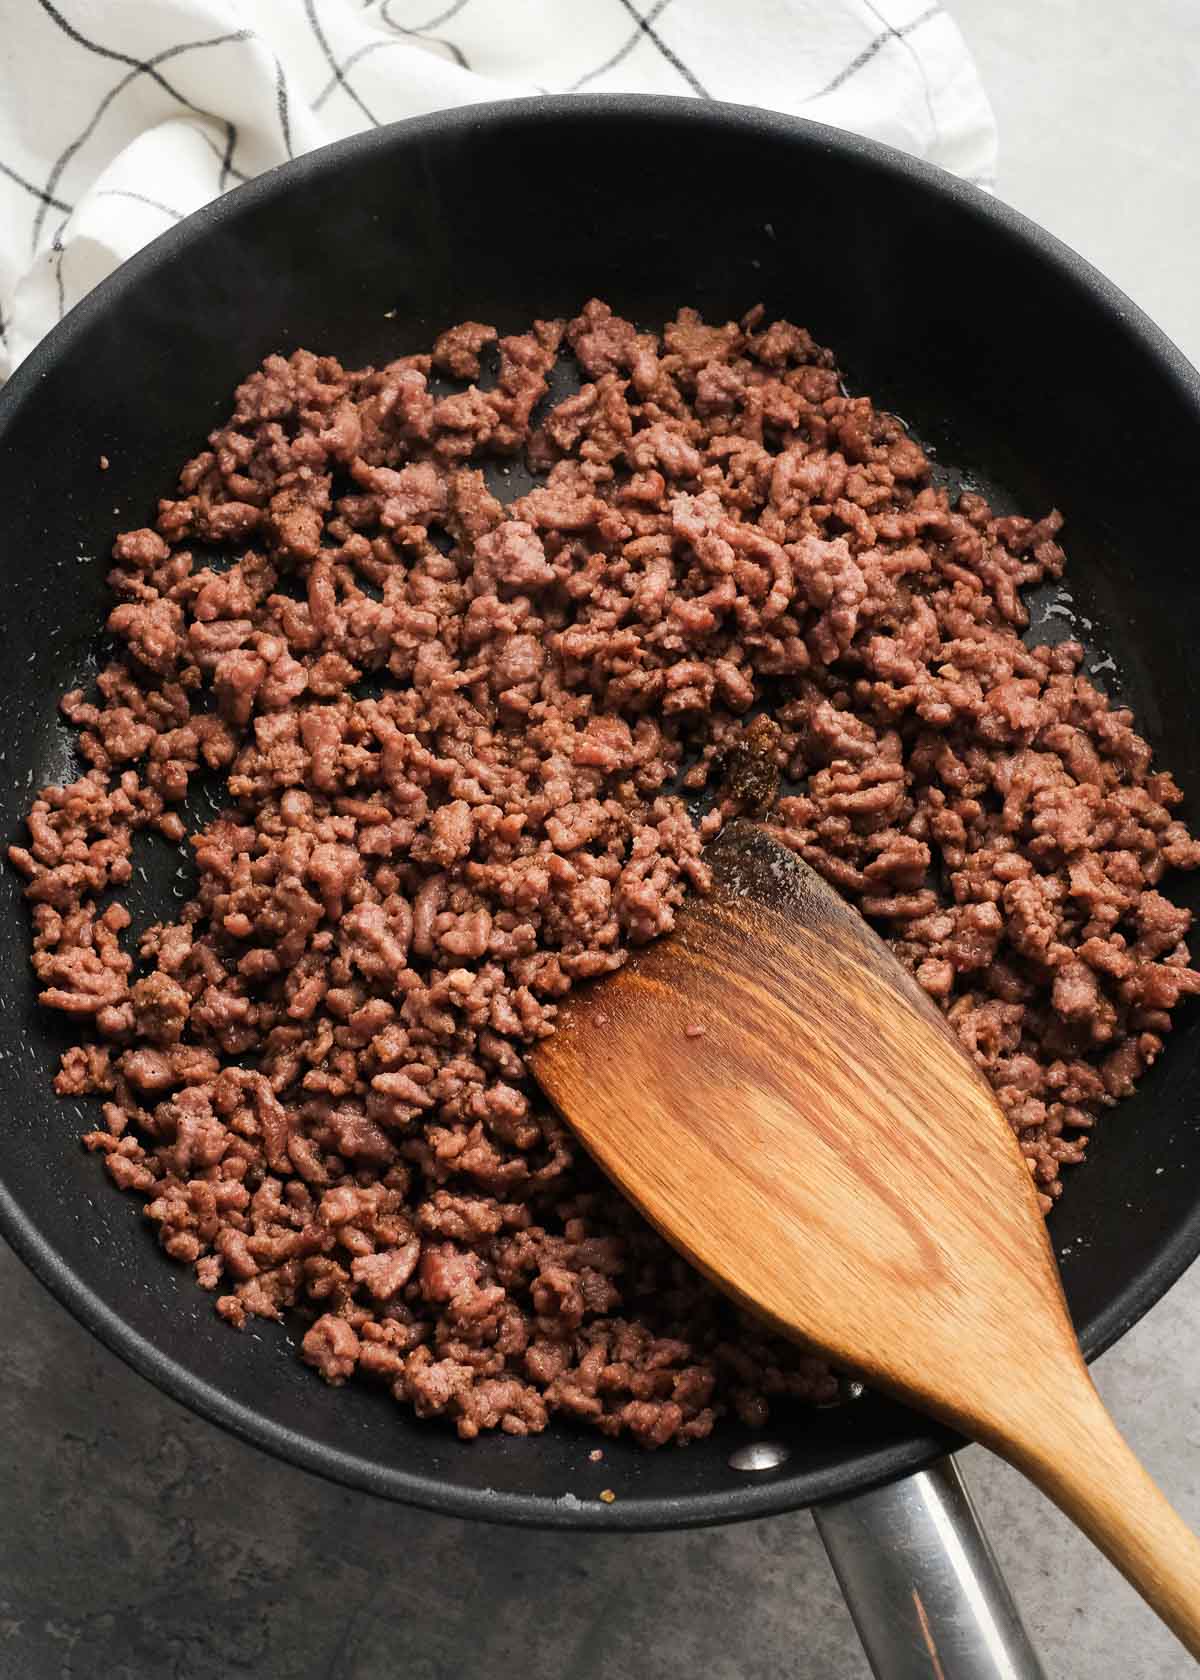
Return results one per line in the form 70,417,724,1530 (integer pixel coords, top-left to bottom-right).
531,819,1200,1659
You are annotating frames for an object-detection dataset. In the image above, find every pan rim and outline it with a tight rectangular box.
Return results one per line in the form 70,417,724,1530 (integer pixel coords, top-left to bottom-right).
1,92,1198,1531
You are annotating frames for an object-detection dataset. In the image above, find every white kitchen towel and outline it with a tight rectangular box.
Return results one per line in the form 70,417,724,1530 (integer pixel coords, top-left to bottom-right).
0,0,996,380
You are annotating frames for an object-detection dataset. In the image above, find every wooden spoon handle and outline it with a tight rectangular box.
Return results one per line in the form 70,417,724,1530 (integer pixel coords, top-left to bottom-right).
997,1370,1200,1660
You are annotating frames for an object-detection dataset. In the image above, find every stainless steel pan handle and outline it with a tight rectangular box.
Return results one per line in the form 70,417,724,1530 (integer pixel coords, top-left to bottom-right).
814,1456,1047,1680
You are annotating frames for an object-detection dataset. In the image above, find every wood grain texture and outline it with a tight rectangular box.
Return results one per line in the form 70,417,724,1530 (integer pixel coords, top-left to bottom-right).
532,820,1200,1658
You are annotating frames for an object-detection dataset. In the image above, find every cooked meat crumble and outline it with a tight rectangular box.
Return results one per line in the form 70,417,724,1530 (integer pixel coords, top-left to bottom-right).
11,300,1200,1447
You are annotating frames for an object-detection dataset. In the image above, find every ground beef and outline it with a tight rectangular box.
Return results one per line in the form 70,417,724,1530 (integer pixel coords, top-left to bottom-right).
12,302,1200,1448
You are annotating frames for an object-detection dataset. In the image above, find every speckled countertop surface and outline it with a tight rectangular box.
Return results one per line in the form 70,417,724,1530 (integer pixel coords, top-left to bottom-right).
3,3,1199,1675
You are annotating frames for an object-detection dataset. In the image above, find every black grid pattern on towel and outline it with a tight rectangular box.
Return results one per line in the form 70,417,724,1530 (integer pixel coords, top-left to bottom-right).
31,2,255,256
377,0,472,70
612,0,709,96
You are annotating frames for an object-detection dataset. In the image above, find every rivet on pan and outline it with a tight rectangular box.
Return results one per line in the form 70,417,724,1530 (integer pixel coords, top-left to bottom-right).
728,1441,790,1472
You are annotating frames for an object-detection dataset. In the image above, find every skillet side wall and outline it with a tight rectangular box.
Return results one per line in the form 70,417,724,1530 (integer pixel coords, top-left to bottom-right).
0,98,1197,1529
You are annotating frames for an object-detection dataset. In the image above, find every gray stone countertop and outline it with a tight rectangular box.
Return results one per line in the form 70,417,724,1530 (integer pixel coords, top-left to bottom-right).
3,2,1199,1674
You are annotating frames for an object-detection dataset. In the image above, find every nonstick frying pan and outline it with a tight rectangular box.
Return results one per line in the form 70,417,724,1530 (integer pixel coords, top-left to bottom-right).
1,98,1198,1678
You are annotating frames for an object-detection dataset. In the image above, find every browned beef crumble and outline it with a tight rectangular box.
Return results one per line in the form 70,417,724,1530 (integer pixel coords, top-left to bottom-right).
12,300,1200,1448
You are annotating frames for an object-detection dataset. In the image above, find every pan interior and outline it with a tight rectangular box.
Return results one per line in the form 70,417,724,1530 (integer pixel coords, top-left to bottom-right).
0,99,1198,1528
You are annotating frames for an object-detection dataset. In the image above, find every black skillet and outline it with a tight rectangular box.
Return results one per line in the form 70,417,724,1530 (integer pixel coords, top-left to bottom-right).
1,96,1198,1673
